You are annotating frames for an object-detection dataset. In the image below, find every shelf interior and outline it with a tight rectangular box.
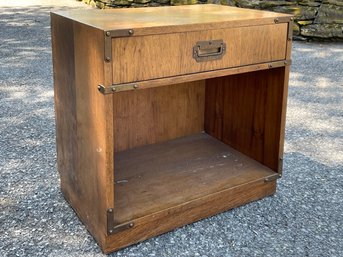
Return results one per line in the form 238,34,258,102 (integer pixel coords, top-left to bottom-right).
114,133,275,223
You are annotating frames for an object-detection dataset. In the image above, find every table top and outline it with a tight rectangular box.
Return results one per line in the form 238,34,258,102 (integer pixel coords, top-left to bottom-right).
52,4,292,35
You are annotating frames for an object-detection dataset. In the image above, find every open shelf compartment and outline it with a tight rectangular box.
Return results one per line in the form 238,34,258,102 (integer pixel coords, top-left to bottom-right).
112,68,286,225
114,132,275,224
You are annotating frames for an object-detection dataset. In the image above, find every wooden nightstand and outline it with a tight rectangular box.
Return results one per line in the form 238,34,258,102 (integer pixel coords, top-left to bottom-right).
51,4,292,253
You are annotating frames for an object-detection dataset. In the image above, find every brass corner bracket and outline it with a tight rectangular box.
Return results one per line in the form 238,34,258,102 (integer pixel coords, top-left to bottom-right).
264,157,284,183
104,29,134,62
98,83,139,94
264,173,282,183
107,208,134,235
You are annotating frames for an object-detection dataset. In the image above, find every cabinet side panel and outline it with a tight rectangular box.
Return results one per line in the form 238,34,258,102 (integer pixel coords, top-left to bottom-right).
52,13,114,248
73,22,115,247
205,68,286,171
51,14,78,203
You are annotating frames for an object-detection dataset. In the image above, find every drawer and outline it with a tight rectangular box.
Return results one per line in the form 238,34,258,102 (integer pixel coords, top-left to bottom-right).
112,23,288,84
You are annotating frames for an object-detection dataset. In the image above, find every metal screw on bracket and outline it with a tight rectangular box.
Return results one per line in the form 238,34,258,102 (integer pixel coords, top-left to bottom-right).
128,29,134,35
133,84,138,89
105,57,111,62
112,87,116,92
105,31,111,37
274,18,279,23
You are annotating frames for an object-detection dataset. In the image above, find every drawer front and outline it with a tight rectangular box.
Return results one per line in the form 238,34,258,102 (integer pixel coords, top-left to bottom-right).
112,23,288,84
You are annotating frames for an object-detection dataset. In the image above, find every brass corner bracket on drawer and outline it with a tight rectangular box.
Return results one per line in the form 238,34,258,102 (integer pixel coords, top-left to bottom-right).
274,16,294,41
107,208,134,235
274,16,293,24
104,29,134,62
287,19,294,41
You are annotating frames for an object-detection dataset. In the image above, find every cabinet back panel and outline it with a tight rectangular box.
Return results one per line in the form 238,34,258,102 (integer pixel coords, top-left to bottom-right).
113,81,205,152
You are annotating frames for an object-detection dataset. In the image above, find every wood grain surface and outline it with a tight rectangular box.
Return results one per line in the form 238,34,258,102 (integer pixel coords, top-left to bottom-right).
205,68,286,171
51,5,291,253
109,60,290,91
113,81,205,152
51,13,114,249
105,177,276,253
52,4,292,34
114,133,275,223
112,24,287,83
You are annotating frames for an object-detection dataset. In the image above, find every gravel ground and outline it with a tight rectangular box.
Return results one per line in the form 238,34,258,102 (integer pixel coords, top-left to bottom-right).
0,1,342,256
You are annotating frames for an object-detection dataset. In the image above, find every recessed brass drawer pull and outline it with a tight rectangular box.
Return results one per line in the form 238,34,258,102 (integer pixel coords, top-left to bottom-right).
193,40,226,62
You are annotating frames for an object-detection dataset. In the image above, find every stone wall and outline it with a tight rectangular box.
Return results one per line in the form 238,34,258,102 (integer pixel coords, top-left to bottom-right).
80,0,343,40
